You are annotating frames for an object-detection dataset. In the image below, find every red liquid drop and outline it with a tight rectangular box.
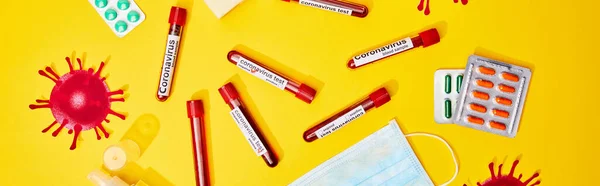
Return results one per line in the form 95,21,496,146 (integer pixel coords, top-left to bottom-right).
418,0,469,15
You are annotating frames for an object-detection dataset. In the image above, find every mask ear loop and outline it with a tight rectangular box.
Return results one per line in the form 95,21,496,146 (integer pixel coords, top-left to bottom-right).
405,133,458,186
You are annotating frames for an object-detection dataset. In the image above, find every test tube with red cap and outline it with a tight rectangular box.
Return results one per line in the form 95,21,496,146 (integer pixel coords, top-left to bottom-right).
227,50,317,104
281,0,368,18
348,28,441,69
218,83,279,167
157,6,187,101
303,88,391,142
186,100,209,186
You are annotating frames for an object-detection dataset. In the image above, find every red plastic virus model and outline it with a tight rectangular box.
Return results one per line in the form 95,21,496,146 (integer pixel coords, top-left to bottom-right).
418,0,468,15
29,55,126,150
464,159,541,186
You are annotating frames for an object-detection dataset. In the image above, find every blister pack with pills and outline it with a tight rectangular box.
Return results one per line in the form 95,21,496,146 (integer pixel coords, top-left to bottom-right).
88,0,146,38
434,69,464,124
454,55,532,138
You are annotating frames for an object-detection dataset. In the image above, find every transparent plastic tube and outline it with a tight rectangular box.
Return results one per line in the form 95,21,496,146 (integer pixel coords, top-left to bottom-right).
282,0,368,18
219,83,279,167
157,7,187,101
227,50,317,103
303,88,391,142
348,28,440,69
186,100,209,186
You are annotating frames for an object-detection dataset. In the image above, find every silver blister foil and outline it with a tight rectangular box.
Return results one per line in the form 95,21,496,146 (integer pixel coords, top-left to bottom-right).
454,55,532,138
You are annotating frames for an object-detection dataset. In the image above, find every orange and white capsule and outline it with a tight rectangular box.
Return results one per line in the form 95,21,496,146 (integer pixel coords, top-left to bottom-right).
467,116,484,125
495,97,513,106
499,84,515,93
472,91,489,100
502,72,519,82
476,79,494,88
470,103,487,113
493,109,509,118
490,121,507,130
478,66,496,75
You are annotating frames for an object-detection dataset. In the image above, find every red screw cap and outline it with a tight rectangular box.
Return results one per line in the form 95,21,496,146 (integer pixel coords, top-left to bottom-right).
169,6,187,26
369,88,391,108
296,84,317,104
219,83,240,103
419,28,440,48
186,100,204,118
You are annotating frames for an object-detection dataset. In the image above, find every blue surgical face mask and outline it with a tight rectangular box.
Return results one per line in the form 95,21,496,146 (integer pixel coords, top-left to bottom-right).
289,119,458,186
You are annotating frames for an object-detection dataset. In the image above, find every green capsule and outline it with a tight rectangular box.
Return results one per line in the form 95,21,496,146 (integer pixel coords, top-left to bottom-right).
114,21,128,33
95,0,108,8
444,99,452,119
117,0,131,10
127,11,140,22
444,75,451,94
457,74,463,93
104,9,118,21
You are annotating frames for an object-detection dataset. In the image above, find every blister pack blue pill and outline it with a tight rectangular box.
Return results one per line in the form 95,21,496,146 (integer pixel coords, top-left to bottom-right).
89,0,146,37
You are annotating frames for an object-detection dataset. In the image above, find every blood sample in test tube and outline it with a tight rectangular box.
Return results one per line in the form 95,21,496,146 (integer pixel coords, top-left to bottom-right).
157,6,187,101
219,83,279,167
347,28,440,69
303,88,391,142
186,100,209,186
227,50,317,103
281,0,368,18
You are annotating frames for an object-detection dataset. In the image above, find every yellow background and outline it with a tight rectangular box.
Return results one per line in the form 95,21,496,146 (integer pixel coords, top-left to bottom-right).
1,0,597,185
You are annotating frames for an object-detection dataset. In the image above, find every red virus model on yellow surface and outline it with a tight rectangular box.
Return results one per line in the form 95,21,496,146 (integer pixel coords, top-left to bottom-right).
464,159,541,186
29,54,126,150
418,0,468,15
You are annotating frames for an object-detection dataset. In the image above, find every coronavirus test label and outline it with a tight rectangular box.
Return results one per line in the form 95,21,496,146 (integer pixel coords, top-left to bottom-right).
230,107,267,156
299,0,352,15
352,37,414,67
233,56,289,90
158,35,180,96
315,106,366,138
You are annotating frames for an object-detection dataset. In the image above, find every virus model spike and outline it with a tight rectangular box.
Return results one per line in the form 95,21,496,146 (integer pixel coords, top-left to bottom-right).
497,164,503,177
110,98,125,102
42,121,58,133
66,57,74,72
509,160,518,176
30,53,127,150
93,127,101,140
77,58,83,70
70,125,83,150
95,62,105,77
29,103,51,110
108,90,123,96
45,67,61,80
488,162,496,179
52,121,67,137
108,109,126,120
38,70,58,83
97,124,109,138
523,173,540,185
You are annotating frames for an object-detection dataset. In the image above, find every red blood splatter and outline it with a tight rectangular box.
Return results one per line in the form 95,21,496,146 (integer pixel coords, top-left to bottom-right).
417,0,468,15
29,55,126,150
464,159,541,186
